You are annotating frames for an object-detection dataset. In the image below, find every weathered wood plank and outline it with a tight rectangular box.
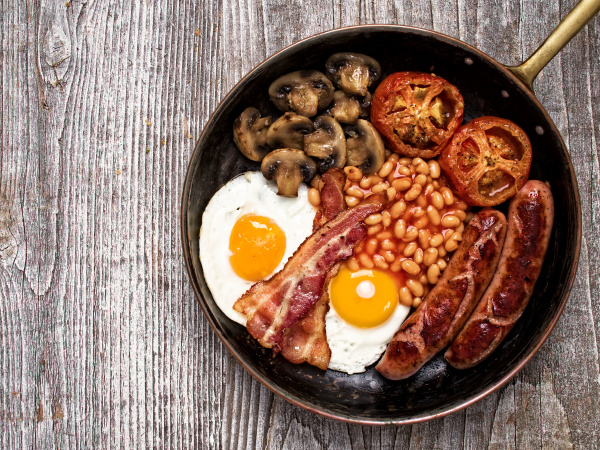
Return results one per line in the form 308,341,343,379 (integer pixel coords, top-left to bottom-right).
0,0,599,449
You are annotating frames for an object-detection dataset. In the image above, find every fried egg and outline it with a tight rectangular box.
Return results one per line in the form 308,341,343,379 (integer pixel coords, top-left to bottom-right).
199,171,315,325
326,267,411,374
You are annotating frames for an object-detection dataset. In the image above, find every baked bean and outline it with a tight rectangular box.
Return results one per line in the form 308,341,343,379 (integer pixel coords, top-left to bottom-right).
347,256,360,272
344,166,363,181
414,174,427,186
365,238,379,255
376,230,393,240
441,214,461,228
390,200,407,218
385,187,397,202
419,274,429,285
372,181,389,194
388,153,400,163
406,279,424,297
378,161,394,178
367,223,383,235
444,232,462,252
399,157,412,166
311,174,322,189
413,206,426,218
402,226,419,242
416,194,428,208
427,264,441,284
359,253,374,269
402,259,421,276
403,241,418,257
373,254,389,270
394,219,407,239
382,210,392,228
456,200,468,210
440,187,455,205
368,174,382,185
452,210,467,221
308,188,321,206
429,233,444,248
398,165,411,177
414,215,429,229
438,246,447,258
399,287,413,306
365,213,383,226
416,160,430,175
392,177,412,191
429,160,441,178
346,186,364,199
426,205,441,226
344,178,352,190
390,260,402,272
404,184,422,202
423,183,434,196
412,157,425,167
380,238,396,251
423,247,438,266
437,258,447,270
431,191,444,209
413,248,424,264
412,297,422,308
418,229,431,249
359,177,372,189
345,195,359,207
382,250,396,263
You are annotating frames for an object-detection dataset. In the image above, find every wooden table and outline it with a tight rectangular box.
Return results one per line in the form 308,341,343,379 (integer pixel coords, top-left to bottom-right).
2,0,599,448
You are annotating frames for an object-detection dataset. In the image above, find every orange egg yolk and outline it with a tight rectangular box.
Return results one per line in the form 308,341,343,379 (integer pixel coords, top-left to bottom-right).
229,214,286,282
330,267,398,328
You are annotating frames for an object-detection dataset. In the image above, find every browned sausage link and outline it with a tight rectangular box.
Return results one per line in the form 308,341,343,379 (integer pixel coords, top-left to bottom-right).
444,180,554,369
376,209,507,380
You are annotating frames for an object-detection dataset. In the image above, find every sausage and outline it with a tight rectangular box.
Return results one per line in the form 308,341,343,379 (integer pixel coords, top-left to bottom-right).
444,180,554,369
376,209,507,380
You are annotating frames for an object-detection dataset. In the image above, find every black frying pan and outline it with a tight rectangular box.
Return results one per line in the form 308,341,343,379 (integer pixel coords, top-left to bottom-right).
181,0,597,424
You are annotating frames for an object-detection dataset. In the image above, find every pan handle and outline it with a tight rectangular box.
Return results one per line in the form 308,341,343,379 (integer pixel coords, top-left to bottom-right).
508,0,600,91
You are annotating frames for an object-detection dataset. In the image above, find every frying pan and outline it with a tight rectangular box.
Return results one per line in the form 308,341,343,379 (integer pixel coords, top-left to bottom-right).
181,0,597,424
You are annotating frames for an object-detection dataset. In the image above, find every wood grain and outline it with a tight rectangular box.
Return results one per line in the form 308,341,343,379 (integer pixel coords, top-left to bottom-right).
1,0,598,448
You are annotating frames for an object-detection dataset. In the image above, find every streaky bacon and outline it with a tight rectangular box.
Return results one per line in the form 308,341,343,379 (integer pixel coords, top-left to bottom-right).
312,168,346,230
280,169,347,369
234,192,386,350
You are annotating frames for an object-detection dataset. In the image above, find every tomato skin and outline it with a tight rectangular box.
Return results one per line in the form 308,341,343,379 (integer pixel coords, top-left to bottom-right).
439,116,533,207
370,72,464,159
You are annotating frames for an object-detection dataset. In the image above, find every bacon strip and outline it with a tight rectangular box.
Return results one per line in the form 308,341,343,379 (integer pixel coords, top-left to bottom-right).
280,169,347,369
234,193,386,350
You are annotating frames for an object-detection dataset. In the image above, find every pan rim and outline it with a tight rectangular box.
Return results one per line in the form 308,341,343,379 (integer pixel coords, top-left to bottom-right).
180,24,582,425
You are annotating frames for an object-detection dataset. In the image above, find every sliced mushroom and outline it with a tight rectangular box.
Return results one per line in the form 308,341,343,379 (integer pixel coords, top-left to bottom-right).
268,70,334,117
232,107,273,161
344,119,385,175
266,112,314,150
325,53,381,96
261,148,317,197
304,116,347,173
326,90,371,124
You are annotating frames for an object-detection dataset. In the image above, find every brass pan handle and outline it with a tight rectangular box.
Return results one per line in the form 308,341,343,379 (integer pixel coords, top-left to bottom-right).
508,0,600,91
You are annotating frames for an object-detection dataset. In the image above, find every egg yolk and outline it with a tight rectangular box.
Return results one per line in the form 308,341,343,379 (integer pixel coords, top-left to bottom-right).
330,267,398,328
229,214,286,282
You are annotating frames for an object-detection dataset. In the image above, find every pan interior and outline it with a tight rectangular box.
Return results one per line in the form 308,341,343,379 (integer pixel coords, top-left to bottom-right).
182,26,580,424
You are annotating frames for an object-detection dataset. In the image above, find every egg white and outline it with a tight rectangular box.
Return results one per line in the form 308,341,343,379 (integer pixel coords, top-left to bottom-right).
199,171,315,326
326,298,411,374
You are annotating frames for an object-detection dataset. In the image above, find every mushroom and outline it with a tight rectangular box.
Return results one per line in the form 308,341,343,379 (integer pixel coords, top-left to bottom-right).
344,119,385,175
304,116,347,173
232,107,273,161
268,70,334,117
325,53,381,96
266,112,314,150
261,148,317,197
326,90,371,124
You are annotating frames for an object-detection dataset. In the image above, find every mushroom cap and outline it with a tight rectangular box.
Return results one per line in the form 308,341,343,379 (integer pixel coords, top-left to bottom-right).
266,112,314,150
325,53,381,97
268,70,334,117
261,148,318,197
304,116,347,173
344,119,385,175
233,107,273,161
326,90,372,124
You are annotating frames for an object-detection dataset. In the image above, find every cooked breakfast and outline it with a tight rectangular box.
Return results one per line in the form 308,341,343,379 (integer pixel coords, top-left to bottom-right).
199,52,554,379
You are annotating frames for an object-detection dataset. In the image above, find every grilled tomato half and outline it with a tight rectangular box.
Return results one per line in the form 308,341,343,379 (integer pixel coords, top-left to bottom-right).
370,72,464,159
439,116,532,207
